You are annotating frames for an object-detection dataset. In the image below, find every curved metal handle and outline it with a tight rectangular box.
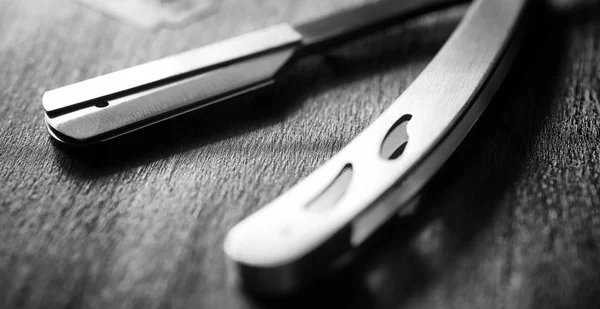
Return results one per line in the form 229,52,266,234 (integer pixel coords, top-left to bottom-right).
224,0,530,295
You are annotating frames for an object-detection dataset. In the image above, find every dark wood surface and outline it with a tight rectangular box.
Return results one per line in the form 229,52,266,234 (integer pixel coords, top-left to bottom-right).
2,0,600,308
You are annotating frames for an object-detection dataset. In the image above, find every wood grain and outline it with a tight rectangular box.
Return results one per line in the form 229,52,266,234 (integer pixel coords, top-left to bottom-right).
1,0,599,308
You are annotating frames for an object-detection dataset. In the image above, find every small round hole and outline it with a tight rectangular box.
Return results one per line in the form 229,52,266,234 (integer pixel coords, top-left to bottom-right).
95,101,109,108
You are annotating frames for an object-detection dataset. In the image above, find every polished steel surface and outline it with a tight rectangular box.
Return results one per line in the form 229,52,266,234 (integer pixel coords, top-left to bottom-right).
224,0,530,295
46,50,294,142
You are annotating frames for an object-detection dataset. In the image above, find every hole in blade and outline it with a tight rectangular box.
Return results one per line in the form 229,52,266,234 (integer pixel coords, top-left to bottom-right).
380,114,412,160
95,101,109,108
305,164,353,213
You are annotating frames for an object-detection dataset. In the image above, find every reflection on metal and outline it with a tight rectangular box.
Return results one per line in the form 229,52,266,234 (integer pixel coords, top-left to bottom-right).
44,24,302,145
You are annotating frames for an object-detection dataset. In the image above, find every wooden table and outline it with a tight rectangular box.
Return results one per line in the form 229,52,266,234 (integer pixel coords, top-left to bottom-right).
1,0,599,308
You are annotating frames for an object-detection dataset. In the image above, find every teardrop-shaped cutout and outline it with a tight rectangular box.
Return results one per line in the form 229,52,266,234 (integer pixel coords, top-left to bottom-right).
306,164,353,213
380,114,412,160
